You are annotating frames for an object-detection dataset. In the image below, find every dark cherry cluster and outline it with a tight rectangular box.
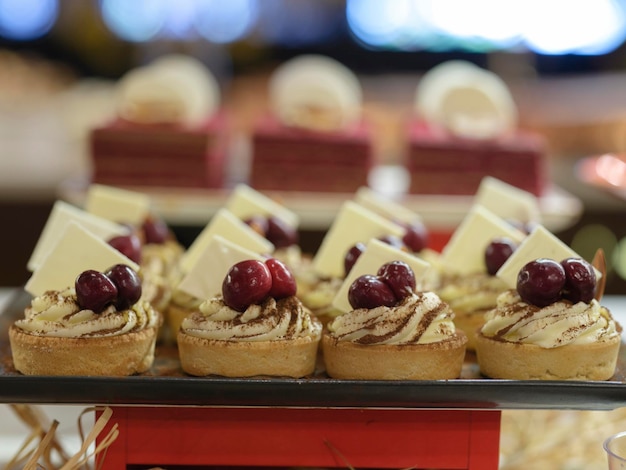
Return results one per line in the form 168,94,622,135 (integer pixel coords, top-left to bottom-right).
222,258,297,312
75,264,142,313
517,257,597,307
348,261,416,310
107,216,172,264
343,222,429,277
244,215,298,249
484,237,518,275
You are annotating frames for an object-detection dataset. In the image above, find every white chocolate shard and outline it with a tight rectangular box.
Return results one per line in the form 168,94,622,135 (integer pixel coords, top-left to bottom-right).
225,184,299,228
27,200,129,272
440,205,526,276
180,209,273,273
84,184,152,226
332,238,431,314
269,54,362,131
312,201,405,279
497,225,601,289
176,235,265,301
354,186,422,226
474,176,541,224
25,222,138,297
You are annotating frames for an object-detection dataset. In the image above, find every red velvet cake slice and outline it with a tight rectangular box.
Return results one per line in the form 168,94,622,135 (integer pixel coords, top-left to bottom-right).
90,113,228,189
406,121,548,196
89,53,228,189
249,54,372,193
407,60,549,196
250,115,372,193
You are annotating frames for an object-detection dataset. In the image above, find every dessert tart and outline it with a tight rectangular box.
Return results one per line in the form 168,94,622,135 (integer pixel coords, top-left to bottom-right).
435,205,527,350
475,257,621,380
437,270,509,351
178,258,322,378
108,224,181,341
10,264,160,376
165,286,202,342
322,253,467,380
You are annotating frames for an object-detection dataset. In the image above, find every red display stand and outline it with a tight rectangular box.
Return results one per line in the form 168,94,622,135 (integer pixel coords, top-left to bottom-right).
96,407,501,469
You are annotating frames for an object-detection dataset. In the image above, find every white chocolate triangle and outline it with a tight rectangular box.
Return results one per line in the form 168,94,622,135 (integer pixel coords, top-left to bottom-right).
474,176,541,224
312,201,405,279
225,184,299,228
354,186,422,225
180,208,273,273
332,239,431,314
440,205,526,275
25,221,138,297
85,184,151,226
27,200,129,272
497,225,600,289
176,235,265,301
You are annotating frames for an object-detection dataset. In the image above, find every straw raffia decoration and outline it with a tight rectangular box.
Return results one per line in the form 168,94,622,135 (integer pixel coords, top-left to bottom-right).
4,405,118,470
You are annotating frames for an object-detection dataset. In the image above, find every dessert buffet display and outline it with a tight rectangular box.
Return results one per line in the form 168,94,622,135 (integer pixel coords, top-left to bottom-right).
0,178,624,411
85,54,549,200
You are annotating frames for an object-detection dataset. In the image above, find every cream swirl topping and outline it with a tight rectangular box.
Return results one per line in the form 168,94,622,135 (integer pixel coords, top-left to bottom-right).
181,296,321,341
327,292,457,345
16,288,159,338
437,272,507,314
141,240,184,281
481,290,620,348
170,287,202,310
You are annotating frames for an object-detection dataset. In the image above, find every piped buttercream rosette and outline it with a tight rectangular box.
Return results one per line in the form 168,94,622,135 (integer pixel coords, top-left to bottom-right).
116,54,220,126
415,60,518,140
269,54,363,132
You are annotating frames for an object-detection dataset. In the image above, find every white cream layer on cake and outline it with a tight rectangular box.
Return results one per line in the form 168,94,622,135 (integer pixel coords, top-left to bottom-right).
437,272,508,314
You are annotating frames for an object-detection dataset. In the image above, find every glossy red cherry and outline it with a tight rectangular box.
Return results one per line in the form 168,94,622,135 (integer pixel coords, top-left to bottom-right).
222,260,273,312
108,234,142,264
517,258,566,307
377,261,416,300
402,221,428,253
344,242,366,276
266,258,297,299
266,216,298,249
142,216,170,244
105,264,142,310
485,237,517,275
75,270,118,313
348,275,397,310
561,257,596,304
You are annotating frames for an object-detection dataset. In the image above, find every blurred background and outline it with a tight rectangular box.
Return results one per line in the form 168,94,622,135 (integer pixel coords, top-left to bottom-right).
1,0,626,293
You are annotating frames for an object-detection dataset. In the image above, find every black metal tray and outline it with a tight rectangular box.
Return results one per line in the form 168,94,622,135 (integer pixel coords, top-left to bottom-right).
1,289,625,410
